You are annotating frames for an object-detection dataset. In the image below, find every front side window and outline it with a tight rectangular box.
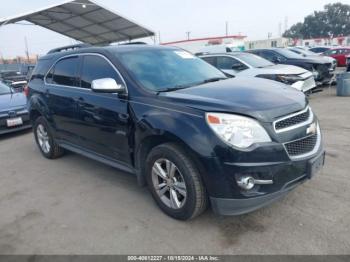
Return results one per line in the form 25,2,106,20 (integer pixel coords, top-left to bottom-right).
115,49,225,92
52,56,79,86
217,57,237,70
80,55,123,89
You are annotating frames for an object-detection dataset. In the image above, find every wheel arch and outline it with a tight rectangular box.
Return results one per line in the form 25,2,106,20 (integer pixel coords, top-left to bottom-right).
134,132,207,188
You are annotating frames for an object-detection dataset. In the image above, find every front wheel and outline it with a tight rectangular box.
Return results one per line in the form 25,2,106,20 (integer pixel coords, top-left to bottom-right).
145,143,208,220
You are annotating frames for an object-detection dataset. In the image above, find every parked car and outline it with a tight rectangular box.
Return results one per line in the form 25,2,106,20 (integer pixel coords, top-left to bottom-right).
199,52,316,93
309,46,331,54
0,70,27,83
27,45,325,220
288,47,337,71
0,82,31,135
322,47,350,67
247,48,334,85
194,45,242,56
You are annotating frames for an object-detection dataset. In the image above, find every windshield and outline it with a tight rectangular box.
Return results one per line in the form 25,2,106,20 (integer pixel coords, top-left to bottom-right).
275,49,304,59
234,53,274,68
115,49,226,92
0,82,11,95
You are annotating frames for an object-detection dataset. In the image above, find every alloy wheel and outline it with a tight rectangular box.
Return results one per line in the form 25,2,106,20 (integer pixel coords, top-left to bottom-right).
36,124,51,154
151,158,187,209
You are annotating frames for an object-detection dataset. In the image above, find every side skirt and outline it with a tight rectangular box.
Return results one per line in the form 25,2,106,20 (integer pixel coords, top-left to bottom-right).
58,141,136,175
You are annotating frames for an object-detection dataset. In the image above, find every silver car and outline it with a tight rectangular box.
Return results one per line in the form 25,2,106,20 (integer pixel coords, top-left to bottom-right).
200,52,316,93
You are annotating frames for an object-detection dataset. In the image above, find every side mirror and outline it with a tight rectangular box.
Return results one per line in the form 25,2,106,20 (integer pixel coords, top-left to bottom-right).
231,63,244,71
91,78,125,93
272,56,281,63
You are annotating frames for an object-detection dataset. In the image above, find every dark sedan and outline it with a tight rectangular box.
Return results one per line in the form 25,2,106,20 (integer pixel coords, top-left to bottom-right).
247,48,334,85
0,82,31,135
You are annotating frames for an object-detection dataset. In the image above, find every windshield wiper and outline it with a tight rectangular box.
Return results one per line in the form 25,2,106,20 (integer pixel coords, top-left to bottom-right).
156,84,195,94
202,77,227,83
156,77,227,95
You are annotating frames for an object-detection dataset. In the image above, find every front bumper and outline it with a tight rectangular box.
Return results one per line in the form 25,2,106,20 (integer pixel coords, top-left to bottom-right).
0,111,31,135
291,77,316,93
208,148,325,216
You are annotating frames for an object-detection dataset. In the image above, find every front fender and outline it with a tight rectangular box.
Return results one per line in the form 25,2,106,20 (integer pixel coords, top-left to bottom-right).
133,105,216,159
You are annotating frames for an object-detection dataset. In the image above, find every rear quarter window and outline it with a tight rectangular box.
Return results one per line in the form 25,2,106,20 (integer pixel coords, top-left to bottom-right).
30,58,54,84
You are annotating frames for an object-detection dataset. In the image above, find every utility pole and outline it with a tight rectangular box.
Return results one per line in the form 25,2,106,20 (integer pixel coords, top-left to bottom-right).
186,31,191,40
225,21,229,36
0,51,5,64
24,37,30,63
158,31,161,44
278,22,282,37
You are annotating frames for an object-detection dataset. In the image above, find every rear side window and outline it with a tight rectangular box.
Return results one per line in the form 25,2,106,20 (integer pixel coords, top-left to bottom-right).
80,55,122,89
30,58,54,83
51,56,79,86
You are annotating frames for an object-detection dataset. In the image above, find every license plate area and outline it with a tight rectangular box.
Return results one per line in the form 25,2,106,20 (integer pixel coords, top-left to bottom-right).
6,117,23,127
307,152,325,179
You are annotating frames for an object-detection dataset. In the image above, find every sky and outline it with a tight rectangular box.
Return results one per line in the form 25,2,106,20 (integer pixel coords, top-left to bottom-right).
0,0,349,58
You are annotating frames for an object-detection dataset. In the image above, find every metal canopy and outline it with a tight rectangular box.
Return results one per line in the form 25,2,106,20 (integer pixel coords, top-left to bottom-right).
0,0,155,45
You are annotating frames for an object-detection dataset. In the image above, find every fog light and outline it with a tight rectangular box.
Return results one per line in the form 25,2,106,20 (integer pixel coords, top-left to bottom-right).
237,176,274,190
237,176,255,190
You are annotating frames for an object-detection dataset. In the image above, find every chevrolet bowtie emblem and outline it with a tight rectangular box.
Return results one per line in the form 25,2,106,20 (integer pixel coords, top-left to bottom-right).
307,123,317,135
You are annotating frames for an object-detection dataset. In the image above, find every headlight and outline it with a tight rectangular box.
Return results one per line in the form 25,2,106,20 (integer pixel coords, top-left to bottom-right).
206,113,271,149
257,74,302,85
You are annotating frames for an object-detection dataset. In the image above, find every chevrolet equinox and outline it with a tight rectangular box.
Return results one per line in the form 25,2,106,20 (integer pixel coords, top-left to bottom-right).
27,45,325,220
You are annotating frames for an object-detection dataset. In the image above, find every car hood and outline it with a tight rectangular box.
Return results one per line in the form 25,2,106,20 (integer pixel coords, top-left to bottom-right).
288,57,328,65
0,92,27,112
245,64,308,76
161,77,307,122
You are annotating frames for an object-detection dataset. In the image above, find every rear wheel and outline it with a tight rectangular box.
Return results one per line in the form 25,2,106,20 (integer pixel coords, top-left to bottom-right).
34,117,64,159
145,143,208,220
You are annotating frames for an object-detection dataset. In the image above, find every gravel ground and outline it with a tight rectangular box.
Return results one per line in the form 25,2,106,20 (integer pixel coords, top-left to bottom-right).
0,87,349,255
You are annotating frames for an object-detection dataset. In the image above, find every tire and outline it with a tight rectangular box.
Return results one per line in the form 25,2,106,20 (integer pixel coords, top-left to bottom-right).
145,143,208,220
33,116,64,159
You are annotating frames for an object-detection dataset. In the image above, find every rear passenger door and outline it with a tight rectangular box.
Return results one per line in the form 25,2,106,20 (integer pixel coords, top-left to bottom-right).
76,54,131,164
45,56,82,144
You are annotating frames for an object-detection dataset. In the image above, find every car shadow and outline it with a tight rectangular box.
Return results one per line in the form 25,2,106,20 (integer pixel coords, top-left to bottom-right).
0,128,32,141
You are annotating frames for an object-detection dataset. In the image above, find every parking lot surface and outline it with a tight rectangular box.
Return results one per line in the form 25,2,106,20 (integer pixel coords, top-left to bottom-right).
0,87,349,255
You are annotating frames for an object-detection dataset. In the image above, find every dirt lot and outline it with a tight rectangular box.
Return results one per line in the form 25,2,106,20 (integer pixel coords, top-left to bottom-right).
0,87,349,255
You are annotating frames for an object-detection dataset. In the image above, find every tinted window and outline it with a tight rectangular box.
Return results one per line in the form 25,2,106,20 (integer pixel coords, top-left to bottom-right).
52,57,79,86
31,59,53,82
217,57,236,70
310,47,329,53
274,49,302,59
201,57,216,66
216,56,248,71
234,53,274,68
324,50,338,55
259,50,279,61
80,55,122,89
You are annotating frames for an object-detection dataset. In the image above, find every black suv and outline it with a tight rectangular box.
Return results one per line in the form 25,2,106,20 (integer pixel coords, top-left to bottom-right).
27,45,325,220
247,48,333,85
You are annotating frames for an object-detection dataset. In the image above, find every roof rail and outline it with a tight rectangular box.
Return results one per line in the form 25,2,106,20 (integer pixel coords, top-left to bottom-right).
47,44,91,54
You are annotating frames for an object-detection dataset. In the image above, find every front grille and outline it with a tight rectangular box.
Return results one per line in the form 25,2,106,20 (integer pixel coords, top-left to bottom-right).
316,64,331,80
275,108,310,131
285,134,318,157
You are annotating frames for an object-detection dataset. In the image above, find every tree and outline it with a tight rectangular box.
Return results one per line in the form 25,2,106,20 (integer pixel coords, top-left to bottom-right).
283,2,350,39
